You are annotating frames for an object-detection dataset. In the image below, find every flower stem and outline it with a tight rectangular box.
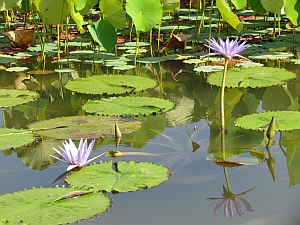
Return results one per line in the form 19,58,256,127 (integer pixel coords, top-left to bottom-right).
221,58,229,160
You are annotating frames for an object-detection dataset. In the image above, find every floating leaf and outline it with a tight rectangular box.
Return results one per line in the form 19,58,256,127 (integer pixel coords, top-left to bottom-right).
28,115,141,140
194,65,224,72
207,67,296,88
66,160,170,192
82,96,175,116
0,187,111,225
65,75,157,95
0,89,39,107
235,111,300,131
0,128,36,150
213,159,243,168
6,67,29,72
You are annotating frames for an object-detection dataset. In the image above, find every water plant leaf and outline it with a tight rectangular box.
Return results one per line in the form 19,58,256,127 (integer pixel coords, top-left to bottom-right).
66,160,170,192
0,128,36,150
38,0,69,25
65,75,157,95
126,0,163,32
0,187,111,225
0,89,39,107
284,0,300,26
6,66,28,72
261,0,284,14
161,0,180,13
235,111,300,131
248,0,268,14
67,0,85,33
82,96,175,116
207,67,296,88
0,0,21,11
216,0,243,32
100,0,126,29
2,30,34,47
194,65,223,72
231,0,247,10
88,19,117,51
28,115,142,139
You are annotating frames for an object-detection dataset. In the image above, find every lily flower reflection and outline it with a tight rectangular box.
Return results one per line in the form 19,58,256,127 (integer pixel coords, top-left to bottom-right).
203,37,249,60
207,185,255,218
50,138,106,171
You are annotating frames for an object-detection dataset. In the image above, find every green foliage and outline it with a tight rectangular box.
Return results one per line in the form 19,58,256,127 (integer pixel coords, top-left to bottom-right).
65,75,157,95
261,0,284,14
284,0,300,26
100,0,126,29
207,67,296,88
235,111,300,131
216,0,243,32
161,0,180,13
249,149,266,162
66,160,170,192
0,187,111,225
0,128,36,150
231,0,247,10
82,96,175,116
88,18,117,51
248,0,268,14
0,89,39,107
28,115,142,139
126,0,163,32
0,0,22,11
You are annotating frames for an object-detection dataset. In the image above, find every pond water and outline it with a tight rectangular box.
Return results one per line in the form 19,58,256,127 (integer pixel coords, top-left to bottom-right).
1,55,300,225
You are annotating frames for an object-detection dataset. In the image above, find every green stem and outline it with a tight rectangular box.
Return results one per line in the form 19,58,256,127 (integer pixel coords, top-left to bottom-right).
221,58,229,160
223,167,231,192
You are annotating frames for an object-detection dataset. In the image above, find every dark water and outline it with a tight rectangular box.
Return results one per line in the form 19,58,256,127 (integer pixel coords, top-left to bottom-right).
0,57,300,225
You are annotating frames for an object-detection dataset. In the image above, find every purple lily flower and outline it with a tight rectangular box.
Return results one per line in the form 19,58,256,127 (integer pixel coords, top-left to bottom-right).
207,185,254,218
203,37,249,60
50,138,106,171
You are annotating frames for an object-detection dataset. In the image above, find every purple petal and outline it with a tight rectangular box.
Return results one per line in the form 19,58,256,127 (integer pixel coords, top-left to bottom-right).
234,199,244,217
236,196,254,212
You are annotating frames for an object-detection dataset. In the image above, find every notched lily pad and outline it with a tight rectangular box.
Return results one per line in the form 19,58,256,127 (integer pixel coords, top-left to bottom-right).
82,96,175,116
66,160,171,192
0,187,111,225
207,67,296,88
0,128,36,150
0,89,39,107
235,111,300,131
65,75,157,95
28,115,142,140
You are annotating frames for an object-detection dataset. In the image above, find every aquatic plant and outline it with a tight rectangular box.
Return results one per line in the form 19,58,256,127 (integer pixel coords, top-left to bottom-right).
50,138,106,171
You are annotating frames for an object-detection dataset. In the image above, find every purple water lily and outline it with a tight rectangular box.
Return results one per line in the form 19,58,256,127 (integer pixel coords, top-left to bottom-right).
203,37,249,60
50,138,106,171
207,185,254,218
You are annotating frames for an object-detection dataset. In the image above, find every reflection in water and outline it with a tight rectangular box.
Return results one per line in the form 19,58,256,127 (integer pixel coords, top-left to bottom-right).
207,168,255,218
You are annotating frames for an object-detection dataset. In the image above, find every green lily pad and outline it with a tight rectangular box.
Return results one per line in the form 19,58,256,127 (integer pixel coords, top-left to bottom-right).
207,67,296,88
66,160,170,192
82,96,175,116
6,67,28,72
249,51,294,60
0,187,111,225
193,65,224,72
235,62,264,67
137,57,168,63
65,75,157,95
0,89,39,107
0,128,36,150
55,68,76,73
235,111,300,131
28,115,142,140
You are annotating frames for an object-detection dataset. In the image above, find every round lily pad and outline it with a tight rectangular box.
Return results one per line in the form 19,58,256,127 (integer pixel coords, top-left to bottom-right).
28,115,142,139
6,67,28,72
65,75,157,95
0,89,39,107
0,187,111,225
194,65,224,72
207,67,296,88
82,96,175,116
66,160,170,192
0,128,36,150
235,111,300,131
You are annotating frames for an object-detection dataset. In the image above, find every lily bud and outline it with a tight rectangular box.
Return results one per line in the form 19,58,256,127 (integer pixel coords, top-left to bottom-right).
266,116,275,141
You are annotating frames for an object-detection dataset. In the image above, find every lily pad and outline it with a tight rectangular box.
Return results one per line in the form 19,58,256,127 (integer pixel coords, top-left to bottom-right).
235,111,300,131
66,160,170,192
0,187,111,225
0,89,39,107
6,67,28,72
28,115,142,139
0,128,36,150
193,65,224,72
207,67,296,88
65,75,157,95
82,96,175,116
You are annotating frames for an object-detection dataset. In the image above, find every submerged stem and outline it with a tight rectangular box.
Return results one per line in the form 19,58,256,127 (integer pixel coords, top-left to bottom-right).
221,58,229,160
